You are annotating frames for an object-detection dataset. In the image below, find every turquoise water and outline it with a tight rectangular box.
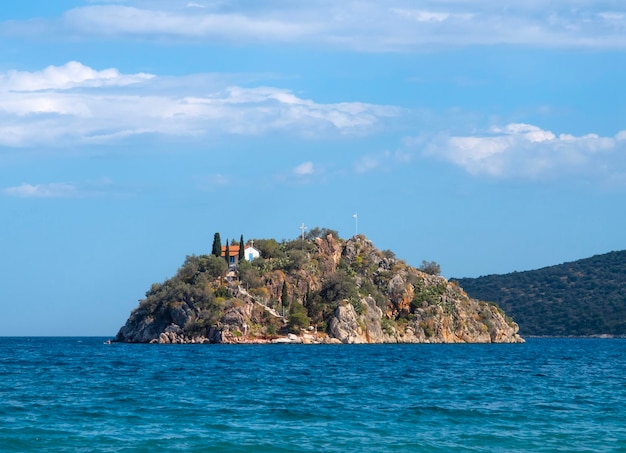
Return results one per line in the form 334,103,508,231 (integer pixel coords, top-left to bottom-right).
1,338,625,452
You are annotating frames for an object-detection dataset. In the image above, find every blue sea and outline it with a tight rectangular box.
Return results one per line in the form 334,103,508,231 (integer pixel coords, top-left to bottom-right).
1,338,625,452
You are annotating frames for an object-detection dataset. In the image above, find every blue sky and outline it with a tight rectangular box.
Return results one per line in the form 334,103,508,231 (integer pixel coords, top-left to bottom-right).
2,1,626,336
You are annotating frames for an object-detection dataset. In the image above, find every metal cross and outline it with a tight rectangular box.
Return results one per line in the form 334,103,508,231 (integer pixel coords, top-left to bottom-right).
299,222,307,241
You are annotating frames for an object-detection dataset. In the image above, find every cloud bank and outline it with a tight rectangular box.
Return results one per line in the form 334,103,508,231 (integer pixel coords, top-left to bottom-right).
1,61,154,91
2,178,116,198
423,123,626,182
0,62,399,147
3,182,79,198
3,1,626,50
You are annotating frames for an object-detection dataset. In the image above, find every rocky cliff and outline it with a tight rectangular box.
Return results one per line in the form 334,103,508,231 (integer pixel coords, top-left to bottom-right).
115,233,523,344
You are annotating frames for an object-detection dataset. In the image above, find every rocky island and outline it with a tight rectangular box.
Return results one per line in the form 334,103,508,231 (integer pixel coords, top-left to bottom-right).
115,230,523,344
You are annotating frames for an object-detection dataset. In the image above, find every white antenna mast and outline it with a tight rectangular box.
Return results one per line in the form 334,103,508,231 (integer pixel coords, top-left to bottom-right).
299,222,307,243
352,213,358,236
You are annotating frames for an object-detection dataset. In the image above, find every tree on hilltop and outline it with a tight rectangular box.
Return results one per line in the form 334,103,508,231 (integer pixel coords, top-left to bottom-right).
212,233,222,257
419,260,441,276
239,234,245,261
305,227,339,241
200,254,228,280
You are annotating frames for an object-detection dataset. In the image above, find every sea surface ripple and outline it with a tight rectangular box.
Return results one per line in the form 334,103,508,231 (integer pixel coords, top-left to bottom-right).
1,338,625,452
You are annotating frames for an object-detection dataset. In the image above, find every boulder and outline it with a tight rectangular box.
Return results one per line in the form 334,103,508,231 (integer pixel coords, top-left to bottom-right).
328,304,365,344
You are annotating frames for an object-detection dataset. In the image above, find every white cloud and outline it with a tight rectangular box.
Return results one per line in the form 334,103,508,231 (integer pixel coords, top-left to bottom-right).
0,62,399,147
3,183,79,198
3,178,116,198
3,2,626,50
1,61,153,92
353,150,408,174
61,5,317,42
199,173,231,192
354,155,380,174
598,12,625,21
293,161,314,175
391,8,455,23
423,123,626,180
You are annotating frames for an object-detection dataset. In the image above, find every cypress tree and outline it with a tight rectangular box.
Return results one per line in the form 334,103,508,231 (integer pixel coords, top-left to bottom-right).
224,238,230,264
281,281,289,307
212,232,222,257
238,234,245,261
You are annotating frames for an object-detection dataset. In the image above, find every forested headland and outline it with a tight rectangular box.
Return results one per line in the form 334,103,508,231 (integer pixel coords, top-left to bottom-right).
453,251,626,337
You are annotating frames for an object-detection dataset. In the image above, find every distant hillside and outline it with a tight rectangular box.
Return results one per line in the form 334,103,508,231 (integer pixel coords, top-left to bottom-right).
453,251,626,336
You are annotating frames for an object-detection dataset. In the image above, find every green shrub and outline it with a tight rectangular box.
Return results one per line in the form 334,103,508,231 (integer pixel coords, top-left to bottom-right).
320,270,358,302
288,303,310,332
419,321,434,338
381,317,394,335
351,298,366,315
419,260,441,276
215,286,231,299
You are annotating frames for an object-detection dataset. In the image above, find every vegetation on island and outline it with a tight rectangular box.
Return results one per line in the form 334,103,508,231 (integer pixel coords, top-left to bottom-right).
116,229,523,344
453,250,626,337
